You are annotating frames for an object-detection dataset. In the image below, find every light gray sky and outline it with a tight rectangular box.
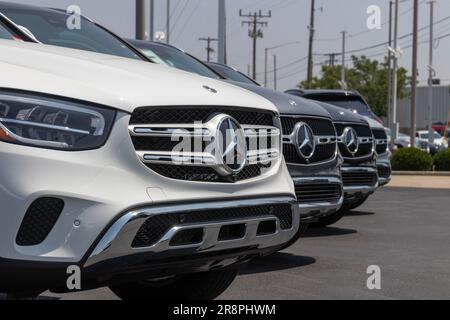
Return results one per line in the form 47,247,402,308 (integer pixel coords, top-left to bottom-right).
6,0,450,90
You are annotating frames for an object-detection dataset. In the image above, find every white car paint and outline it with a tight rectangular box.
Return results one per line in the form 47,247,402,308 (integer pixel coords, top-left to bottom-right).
0,40,296,267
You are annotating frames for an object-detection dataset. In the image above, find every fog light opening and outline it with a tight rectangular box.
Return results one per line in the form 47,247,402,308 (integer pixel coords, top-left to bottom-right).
169,228,204,246
218,224,246,241
257,220,277,236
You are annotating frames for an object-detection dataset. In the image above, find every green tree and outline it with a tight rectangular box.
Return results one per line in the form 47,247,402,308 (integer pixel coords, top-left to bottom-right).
299,56,409,118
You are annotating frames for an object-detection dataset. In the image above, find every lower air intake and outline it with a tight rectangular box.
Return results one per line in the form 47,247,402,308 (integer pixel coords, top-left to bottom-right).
16,197,64,246
132,203,293,248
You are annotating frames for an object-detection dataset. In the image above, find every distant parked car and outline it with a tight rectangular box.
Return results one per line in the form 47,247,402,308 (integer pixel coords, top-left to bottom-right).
417,130,448,153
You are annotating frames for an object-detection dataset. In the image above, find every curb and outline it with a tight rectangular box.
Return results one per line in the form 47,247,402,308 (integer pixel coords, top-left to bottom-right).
393,171,450,176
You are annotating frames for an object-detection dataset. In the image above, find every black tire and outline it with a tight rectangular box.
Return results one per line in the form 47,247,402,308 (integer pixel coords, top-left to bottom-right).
110,269,238,300
348,195,370,210
309,205,350,228
278,223,309,251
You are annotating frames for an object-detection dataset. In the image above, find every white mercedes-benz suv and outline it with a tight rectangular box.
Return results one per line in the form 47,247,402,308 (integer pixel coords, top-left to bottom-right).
0,39,299,299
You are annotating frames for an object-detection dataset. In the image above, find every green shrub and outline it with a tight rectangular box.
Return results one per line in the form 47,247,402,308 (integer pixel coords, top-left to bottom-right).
433,149,450,171
391,148,433,171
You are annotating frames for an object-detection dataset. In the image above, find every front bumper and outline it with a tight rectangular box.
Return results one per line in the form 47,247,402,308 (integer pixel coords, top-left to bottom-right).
0,196,299,293
376,152,392,187
0,111,297,292
342,165,379,202
293,177,343,223
287,158,343,223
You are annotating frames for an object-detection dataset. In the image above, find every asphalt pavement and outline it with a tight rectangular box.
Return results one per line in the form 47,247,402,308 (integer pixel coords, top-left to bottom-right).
2,186,450,300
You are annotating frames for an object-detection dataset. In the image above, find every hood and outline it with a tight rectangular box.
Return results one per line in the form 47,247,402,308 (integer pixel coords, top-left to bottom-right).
229,81,331,119
362,116,385,130
313,101,369,125
0,40,278,114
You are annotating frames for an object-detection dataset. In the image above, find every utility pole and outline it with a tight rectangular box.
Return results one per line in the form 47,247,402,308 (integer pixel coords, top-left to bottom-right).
218,0,227,64
166,0,170,44
340,31,346,90
391,0,400,144
387,1,393,135
149,0,155,41
135,0,146,40
306,0,315,86
428,0,437,144
199,37,218,62
239,9,272,80
273,54,278,90
410,0,419,146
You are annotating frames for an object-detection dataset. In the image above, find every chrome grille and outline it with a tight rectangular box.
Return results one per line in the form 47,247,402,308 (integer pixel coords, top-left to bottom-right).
372,129,389,155
129,107,281,182
335,122,374,162
281,116,337,165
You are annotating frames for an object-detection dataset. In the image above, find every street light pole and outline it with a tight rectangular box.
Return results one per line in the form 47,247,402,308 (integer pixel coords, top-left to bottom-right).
149,0,155,41
166,0,171,44
410,0,419,146
273,54,277,90
340,30,346,90
264,41,301,88
391,0,400,144
135,0,146,40
428,0,437,144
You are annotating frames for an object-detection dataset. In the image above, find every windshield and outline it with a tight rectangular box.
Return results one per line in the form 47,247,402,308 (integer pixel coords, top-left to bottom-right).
208,63,259,85
1,7,142,60
130,40,220,79
306,95,371,117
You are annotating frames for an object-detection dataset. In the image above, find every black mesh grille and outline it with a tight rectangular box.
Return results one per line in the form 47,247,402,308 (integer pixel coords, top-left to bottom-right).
16,198,64,246
132,203,293,248
281,116,335,136
342,171,378,187
130,107,274,126
284,143,336,165
377,166,392,179
295,183,342,204
146,163,268,183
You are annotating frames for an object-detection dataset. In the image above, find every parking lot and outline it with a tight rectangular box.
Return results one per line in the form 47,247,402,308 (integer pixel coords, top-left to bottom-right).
2,183,450,300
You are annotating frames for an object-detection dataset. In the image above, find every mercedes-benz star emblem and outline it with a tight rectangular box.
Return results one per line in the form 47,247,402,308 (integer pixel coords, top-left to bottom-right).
288,100,298,107
294,122,315,160
215,115,247,176
343,127,359,155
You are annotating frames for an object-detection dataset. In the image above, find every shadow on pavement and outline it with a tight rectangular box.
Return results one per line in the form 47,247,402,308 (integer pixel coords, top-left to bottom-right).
239,253,316,275
302,226,357,238
345,210,375,217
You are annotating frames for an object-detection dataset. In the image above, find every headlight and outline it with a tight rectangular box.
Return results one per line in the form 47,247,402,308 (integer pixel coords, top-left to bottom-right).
0,92,116,150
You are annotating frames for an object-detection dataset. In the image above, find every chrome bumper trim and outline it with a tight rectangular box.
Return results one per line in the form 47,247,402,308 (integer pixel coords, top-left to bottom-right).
292,176,344,217
85,196,299,268
342,166,379,195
